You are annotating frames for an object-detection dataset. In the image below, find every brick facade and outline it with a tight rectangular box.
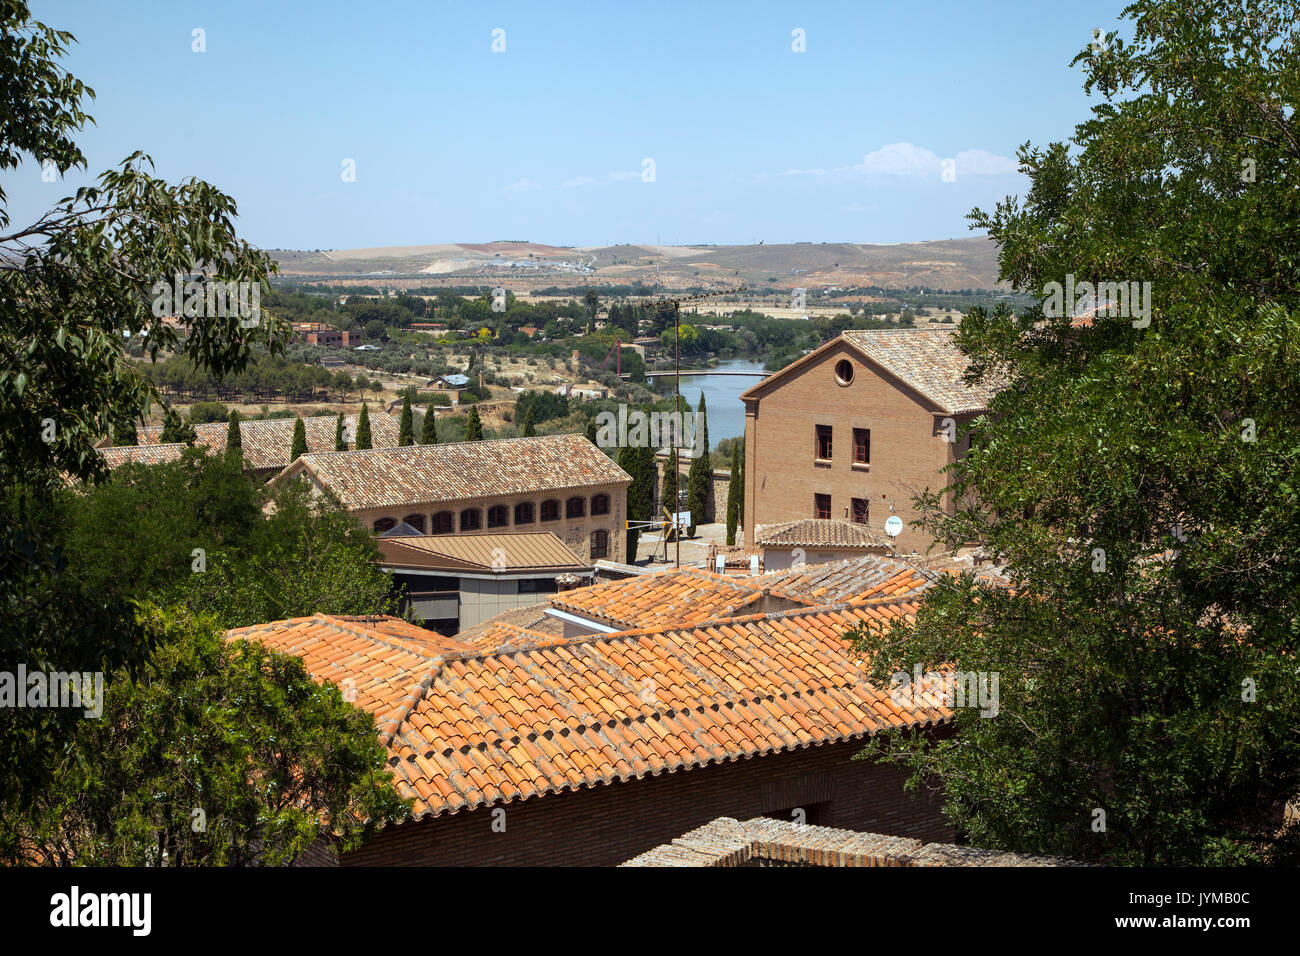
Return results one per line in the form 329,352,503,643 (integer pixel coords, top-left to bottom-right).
743,338,975,556
333,736,952,867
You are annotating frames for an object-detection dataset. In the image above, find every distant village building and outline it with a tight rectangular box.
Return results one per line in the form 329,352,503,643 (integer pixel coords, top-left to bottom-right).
740,329,1001,555
293,322,358,348
274,434,632,564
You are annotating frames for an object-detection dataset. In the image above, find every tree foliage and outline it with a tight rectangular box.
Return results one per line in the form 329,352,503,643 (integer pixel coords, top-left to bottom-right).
848,0,1300,866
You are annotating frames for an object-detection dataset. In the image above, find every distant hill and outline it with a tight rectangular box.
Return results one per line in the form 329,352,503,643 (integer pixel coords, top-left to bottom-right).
268,237,1007,293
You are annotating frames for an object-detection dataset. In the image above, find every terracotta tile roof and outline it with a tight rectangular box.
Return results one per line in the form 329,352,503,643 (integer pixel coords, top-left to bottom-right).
549,566,808,631
755,518,892,551
454,603,568,645
99,442,191,469
839,329,1003,415
282,433,631,511
378,532,590,574
137,414,401,471
760,554,939,605
234,597,948,820
622,816,1087,867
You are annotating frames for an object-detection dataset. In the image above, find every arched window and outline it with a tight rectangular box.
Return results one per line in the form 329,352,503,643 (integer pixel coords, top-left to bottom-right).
460,508,482,532
540,499,560,522
402,514,426,533
566,496,586,519
431,511,454,534
591,493,611,516
514,501,535,525
590,529,609,560
487,504,509,528
373,516,397,534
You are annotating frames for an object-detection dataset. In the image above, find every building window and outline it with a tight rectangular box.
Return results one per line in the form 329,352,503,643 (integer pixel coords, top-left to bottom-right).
540,499,560,522
460,508,482,531
853,428,870,465
834,359,854,386
851,497,869,524
814,494,831,520
518,577,557,594
566,496,586,519
591,493,611,516
373,516,397,534
590,529,609,560
402,514,426,533
815,424,833,461
514,501,535,525
431,511,454,534
487,504,509,528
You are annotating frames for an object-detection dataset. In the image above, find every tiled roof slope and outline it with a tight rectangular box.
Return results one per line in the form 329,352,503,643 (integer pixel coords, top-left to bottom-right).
755,518,891,551
622,816,1088,867
138,413,401,471
378,532,589,573
839,329,1002,415
234,597,948,819
549,566,812,631
285,433,631,511
99,443,191,469
761,554,939,606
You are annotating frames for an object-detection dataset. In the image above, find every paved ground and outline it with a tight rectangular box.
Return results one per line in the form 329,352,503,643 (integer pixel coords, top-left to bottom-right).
634,521,737,569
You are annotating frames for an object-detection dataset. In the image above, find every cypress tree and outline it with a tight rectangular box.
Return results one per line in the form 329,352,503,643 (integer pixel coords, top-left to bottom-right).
685,394,711,536
662,448,679,537
464,405,483,442
736,443,744,531
226,410,242,460
289,416,308,461
726,442,740,546
521,406,536,437
335,412,347,451
356,403,372,450
399,390,414,445
584,416,598,446
618,444,640,560
421,407,438,444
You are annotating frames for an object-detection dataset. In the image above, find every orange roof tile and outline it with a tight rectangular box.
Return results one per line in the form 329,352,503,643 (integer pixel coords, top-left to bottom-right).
232,597,949,821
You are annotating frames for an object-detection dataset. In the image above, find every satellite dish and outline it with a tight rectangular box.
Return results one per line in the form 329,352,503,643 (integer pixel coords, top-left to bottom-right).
884,516,903,539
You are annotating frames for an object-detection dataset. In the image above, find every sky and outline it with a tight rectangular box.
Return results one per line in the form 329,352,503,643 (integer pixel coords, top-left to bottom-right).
4,0,1136,251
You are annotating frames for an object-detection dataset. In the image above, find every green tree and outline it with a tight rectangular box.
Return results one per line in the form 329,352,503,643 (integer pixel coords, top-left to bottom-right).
848,0,1300,866
521,406,536,437
464,405,483,442
289,416,307,461
355,403,372,450
662,448,679,526
160,406,198,445
112,415,138,446
584,415,598,446
725,441,741,546
398,391,414,446
1,604,408,865
335,411,346,451
420,407,437,444
226,409,242,457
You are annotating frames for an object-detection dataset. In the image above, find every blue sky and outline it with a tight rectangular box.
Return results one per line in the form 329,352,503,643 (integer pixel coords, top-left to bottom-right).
6,0,1134,250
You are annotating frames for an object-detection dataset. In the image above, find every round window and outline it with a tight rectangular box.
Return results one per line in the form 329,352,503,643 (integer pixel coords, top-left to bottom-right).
834,359,854,386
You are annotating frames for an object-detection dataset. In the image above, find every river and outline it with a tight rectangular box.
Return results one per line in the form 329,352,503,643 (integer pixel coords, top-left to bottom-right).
652,356,768,445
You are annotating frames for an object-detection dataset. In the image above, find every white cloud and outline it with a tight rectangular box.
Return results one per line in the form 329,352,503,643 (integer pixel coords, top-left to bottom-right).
503,177,542,194
953,148,1021,175
773,142,1019,179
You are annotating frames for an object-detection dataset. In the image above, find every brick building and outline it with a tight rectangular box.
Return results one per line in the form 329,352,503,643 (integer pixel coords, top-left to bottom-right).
293,322,358,348
234,557,957,866
275,434,632,564
740,329,1002,555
